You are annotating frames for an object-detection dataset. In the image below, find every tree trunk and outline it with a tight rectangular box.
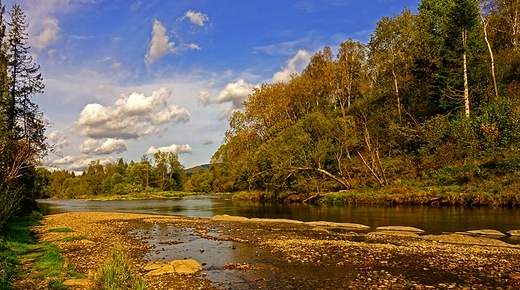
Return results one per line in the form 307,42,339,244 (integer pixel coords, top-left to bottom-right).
290,167,351,190
481,14,499,98
463,28,470,117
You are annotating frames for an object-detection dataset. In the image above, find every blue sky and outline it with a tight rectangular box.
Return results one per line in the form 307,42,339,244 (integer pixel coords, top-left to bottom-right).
4,0,419,171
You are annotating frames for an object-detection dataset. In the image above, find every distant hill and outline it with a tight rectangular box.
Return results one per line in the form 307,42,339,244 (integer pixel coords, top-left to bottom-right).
184,164,211,175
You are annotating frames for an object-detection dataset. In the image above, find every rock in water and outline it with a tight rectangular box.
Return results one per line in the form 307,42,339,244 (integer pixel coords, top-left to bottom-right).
145,259,203,276
376,226,425,233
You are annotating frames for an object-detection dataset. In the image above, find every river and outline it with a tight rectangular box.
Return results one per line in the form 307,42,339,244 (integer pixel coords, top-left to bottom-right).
37,195,520,236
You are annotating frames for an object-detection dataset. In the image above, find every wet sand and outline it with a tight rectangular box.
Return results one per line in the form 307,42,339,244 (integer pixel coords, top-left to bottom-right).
16,212,520,289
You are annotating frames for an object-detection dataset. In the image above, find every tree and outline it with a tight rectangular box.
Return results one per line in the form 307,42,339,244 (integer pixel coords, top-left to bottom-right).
450,0,481,117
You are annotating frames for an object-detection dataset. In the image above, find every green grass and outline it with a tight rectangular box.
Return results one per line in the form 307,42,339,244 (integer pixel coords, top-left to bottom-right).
62,235,87,242
91,249,145,290
0,216,85,289
48,228,74,233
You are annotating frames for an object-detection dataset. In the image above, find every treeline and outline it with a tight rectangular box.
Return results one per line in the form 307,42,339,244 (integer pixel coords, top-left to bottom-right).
186,0,520,201
37,152,185,198
0,2,46,225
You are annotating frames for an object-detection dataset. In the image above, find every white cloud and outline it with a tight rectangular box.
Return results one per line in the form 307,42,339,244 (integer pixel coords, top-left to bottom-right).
183,10,209,26
272,49,311,83
75,87,190,139
198,79,254,119
144,20,201,63
94,138,127,155
146,144,193,155
79,138,101,154
33,17,60,50
52,155,115,171
48,130,69,148
145,20,175,64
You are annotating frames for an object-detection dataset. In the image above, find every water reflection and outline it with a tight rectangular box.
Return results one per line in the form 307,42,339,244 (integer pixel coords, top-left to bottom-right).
37,196,520,235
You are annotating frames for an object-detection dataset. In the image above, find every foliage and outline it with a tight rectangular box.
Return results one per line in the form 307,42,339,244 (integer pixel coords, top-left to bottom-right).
180,0,520,202
37,152,187,199
0,2,47,223
91,249,145,290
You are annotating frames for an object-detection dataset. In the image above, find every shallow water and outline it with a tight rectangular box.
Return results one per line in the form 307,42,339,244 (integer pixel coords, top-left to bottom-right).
37,195,520,235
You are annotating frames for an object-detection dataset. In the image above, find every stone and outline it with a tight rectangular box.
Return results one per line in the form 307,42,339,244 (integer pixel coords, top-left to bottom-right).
145,259,203,276
421,233,516,247
249,218,304,224
464,229,506,237
305,221,371,230
62,279,91,287
210,214,249,222
507,229,520,236
376,226,425,233
368,231,420,238
144,261,167,271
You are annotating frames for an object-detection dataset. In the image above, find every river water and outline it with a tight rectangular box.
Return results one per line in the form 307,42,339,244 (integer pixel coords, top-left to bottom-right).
37,195,520,235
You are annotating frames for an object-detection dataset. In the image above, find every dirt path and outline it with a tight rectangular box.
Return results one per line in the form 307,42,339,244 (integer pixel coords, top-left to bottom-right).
15,212,520,289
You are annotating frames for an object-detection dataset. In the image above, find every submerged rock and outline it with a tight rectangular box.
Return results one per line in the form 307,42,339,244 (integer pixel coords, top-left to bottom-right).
463,229,506,237
376,226,425,233
305,221,370,230
421,233,516,247
249,218,304,224
145,259,203,276
507,229,520,236
368,231,420,238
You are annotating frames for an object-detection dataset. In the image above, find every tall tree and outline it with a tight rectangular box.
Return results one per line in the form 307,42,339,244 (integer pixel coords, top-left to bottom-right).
450,0,481,117
7,4,45,142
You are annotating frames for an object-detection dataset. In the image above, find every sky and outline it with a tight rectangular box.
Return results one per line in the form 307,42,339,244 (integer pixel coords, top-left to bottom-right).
3,0,420,172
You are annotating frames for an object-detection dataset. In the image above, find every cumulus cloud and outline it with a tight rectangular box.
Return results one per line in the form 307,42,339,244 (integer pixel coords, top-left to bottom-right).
48,130,70,149
182,10,209,26
75,87,190,139
145,20,175,64
198,79,254,119
52,155,115,171
146,144,193,154
33,17,60,50
272,49,311,83
94,138,127,155
145,20,201,63
79,138,101,154
203,140,213,145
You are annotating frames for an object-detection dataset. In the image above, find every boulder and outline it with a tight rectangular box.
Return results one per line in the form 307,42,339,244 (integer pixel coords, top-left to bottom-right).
249,218,304,224
368,231,420,238
305,221,370,230
421,233,516,248
376,226,425,233
507,230,520,236
145,259,203,276
464,229,506,237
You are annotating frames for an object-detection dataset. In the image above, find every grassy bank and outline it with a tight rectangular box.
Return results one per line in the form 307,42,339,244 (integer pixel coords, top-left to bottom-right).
231,185,520,206
0,214,83,289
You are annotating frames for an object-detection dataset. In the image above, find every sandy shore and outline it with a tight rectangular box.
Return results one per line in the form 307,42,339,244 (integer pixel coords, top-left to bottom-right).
15,212,520,289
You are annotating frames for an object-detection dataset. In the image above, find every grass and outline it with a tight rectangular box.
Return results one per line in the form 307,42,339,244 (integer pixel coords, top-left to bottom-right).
0,214,85,289
91,249,145,290
62,235,87,242
48,228,74,233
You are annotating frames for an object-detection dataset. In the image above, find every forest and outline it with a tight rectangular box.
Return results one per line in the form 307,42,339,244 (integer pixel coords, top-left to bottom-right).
6,0,520,209
183,0,520,204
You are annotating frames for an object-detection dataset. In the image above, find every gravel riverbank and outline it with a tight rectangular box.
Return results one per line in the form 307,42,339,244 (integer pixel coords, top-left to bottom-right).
16,212,520,289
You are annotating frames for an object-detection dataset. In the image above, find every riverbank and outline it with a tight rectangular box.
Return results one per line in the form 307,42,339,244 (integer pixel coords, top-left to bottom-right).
16,212,520,289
